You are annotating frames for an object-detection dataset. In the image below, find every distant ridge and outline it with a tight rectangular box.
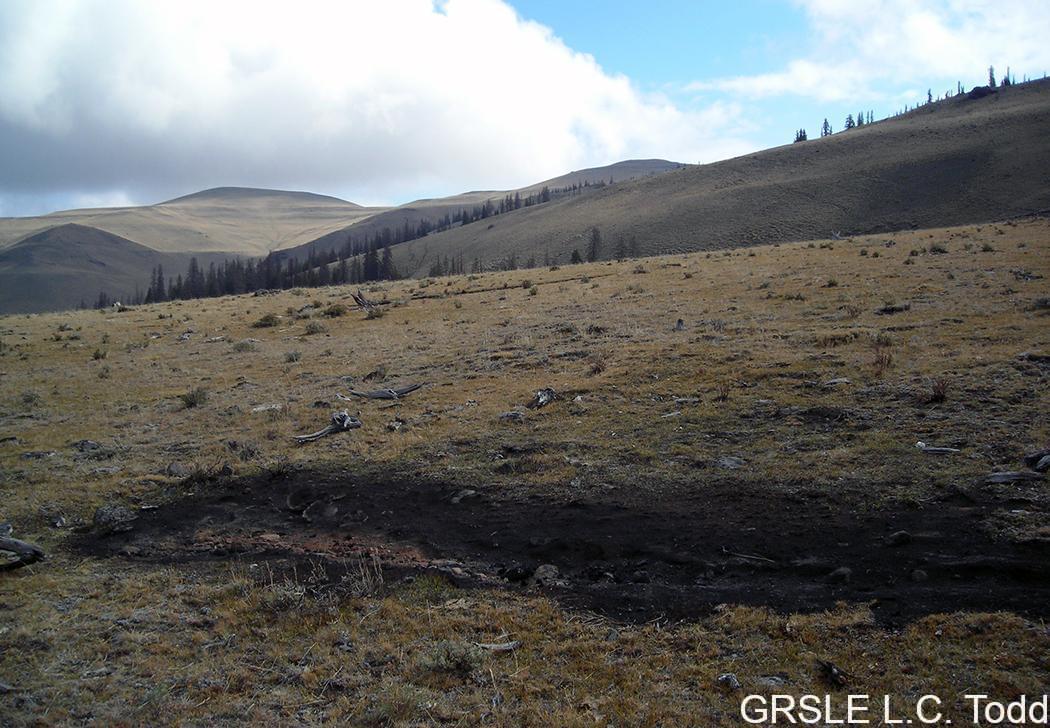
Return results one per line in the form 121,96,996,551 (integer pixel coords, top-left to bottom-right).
160,186,359,207
0,223,233,314
382,78,1050,275
278,159,681,262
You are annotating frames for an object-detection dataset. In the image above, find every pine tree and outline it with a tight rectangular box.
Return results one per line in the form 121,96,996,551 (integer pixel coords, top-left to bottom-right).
586,227,602,262
844,114,855,130
570,249,583,265
988,65,996,88
821,118,832,136
927,89,932,104
628,235,640,258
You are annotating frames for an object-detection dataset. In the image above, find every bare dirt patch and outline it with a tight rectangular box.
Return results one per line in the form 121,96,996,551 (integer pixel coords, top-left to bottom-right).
74,469,1050,624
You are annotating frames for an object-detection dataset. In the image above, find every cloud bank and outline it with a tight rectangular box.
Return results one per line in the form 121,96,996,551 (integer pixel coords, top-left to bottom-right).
0,0,750,212
691,0,1050,102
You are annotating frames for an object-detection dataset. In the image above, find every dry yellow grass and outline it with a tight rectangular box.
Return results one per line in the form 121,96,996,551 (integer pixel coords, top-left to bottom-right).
2,219,1049,724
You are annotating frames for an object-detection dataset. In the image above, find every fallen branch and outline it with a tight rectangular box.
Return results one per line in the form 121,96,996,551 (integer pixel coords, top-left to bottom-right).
984,471,1045,484
474,640,521,652
338,383,426,401
294,411,362,444
0,536,45,571
722,546,777,565
351,289,379,311
915,441,961,454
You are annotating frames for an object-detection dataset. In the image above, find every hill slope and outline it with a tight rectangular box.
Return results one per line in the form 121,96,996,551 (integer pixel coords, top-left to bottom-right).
387,80,1050,275
0,188,381,256
0,224,232,313
278,159,680,262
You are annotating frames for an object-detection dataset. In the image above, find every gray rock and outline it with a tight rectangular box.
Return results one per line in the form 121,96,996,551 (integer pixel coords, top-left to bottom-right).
1035,455,1050,473
166,461,191,478
499,411,526,424
21,450,56,460
717,673,741,690
886,530,912,547
827,566,852,584
93,504,137,535
911,569,929,583
716,456,745,470
530,563,561,587
450,489,477,504
71,439,102,452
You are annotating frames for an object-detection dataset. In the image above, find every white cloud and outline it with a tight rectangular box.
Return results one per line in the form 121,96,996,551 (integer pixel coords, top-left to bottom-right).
0,0,751,210
691,0,1050,101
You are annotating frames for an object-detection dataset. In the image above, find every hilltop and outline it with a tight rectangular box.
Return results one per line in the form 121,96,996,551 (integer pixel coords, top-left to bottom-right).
0,188,380,257
380,79,1050,275
0,224,233,313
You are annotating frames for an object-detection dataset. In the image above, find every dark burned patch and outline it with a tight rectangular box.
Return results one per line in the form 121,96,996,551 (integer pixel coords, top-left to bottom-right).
72,471,1050,624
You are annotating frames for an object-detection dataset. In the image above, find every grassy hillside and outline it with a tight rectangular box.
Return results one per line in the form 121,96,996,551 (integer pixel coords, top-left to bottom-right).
389,80,1050,276
0,187,381,257
279,159,680,262
0,224,232,313
1,219,1047,723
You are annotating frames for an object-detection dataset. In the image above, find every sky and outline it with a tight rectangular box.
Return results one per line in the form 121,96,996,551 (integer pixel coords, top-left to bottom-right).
1,0,1048,216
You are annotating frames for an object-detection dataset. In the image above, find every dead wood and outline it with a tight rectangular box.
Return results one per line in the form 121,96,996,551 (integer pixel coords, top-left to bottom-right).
0,536,45,571
294,411,362,444
338,382,426,401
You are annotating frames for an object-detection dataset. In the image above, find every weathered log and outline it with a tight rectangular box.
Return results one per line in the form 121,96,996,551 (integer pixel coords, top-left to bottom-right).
0,536,45,571
984,471,1045,484
338,383,426,401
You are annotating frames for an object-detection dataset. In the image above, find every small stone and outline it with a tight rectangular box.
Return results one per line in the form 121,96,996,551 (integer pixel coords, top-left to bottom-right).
630,569,650,583
92,504,137,535
673,318,685,331
716,456,745,470
165,461,190,478
911,569,929,583
499,411,526,424
604,628,620,642
1034,455,1050,473
1023,449,1050,468
21,450,56,460
827,566,852,584
450,489,477,504
71,439,102,452
717,673,741,690
530,563,561,587
886,530,912,547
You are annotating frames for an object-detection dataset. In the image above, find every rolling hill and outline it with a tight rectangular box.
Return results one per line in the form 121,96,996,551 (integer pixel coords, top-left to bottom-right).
0,187,382,256
0,224,233,314
379,79,1050,275
275,160,681,262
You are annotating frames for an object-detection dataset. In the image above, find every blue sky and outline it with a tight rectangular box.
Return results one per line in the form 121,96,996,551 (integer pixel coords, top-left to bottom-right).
1,0,1048,215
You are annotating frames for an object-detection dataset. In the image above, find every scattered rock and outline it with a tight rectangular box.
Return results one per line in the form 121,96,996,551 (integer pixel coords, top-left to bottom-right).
386,419,404,432
0,522,11,537
71,439,102,452
911,569,929,583
604,628,620,642
984,471,1044,484
1035,455,1050,473
0,436,20,446
827,566,852,584
499,411,526,424
530,563,561,587
92,504,137,535
885,530,912,547
450,489,477,504
165,462,191,478
21,450,56,460
717,673,741,690
716,456,745,470
526,388,556,409
756,675,789,687
822,377,851,387
251,404,282,413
